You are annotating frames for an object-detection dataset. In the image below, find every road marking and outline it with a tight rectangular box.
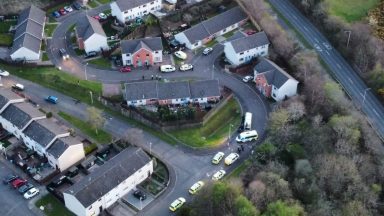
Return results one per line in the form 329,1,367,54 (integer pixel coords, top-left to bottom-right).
293,15,298,20
373,109,379,116
348,78,353,84
325,51,330,55
304,27,308,31
337,64,342,69
315,38,319,43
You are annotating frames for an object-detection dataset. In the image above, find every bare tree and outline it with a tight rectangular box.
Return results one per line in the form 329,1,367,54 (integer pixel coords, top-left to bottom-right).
86,107,105,135
121,128,144,146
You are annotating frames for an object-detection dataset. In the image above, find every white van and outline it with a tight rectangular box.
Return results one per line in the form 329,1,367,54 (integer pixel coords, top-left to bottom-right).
12,83,24,91
244,112,252,130
236,130,258,143
159,65,176,73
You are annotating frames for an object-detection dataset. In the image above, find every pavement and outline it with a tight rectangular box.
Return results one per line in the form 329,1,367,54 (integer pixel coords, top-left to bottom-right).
268,0,384,140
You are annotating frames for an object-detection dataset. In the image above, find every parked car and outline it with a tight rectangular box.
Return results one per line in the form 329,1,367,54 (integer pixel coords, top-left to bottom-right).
159,65,176,73
0,69,10,76
11,178,27,189
212,152,225,164
203,47,213,55
212,170,226,181
2,174,18,184
64,6,73,13
52,11,60,18
174,51,187,60
12,83,24,91
24,188,39,199
120,66,131,73
99,13,107,20
242,75,253,83
85,51,97,58
59,48,69,60
246,30,256,35
169,197,186,212
179,64,193,71
224,153,240,165
72,2,82,10
92,15,101,21
45,96,58,104
189,181,204,194
59,8,67,15
133,190,147,200
18,183,34,194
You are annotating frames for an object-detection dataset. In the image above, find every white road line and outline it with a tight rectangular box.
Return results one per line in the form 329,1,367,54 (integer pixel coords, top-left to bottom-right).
293,15,298,20
315,38,319,43
348,78,353,84
303,27,308,31
325,51,330,55
373,109,379,116
337,64,342,69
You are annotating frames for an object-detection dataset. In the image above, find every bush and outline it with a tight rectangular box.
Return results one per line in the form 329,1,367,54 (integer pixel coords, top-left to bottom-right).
46,112,53,118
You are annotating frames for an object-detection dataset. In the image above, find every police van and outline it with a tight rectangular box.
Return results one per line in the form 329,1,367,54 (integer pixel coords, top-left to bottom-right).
235,130,258,143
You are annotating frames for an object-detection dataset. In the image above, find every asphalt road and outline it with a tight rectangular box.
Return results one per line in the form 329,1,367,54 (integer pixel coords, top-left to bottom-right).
268,0,384,140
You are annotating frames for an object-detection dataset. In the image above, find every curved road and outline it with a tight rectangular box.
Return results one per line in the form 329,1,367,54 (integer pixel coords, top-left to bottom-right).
269,0,384,140
41,5,270,216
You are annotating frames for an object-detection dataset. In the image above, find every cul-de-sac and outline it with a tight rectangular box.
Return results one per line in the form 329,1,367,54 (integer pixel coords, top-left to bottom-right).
1,0,384,215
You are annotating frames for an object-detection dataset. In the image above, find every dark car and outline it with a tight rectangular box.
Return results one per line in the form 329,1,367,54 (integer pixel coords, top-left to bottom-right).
72,2,82,10
3,174,18,184
133,190,147,200
18,183,34,194
52,11,60,18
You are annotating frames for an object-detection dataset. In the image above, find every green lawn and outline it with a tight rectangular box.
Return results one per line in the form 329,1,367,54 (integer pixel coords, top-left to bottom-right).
59,111,112,144
35,194,74,216
88,1,99,8
0,63,102,105
169,97,242,148
74,48,85,56
227,160,250,179
222,30,235,39
44,24,58,37
0,20,16,33
88,58,111,68
42,53,49,61
205,39,218,48
324,0,380,22
0,34,13,46
98,0,112,4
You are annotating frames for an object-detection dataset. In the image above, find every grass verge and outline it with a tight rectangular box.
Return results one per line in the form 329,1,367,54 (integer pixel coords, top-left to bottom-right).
58,111,112,144
98,0,112,4
88,58,111,68
44,24,58,37
227,160,250,179
35,194,74,216
0,34,13,46
324,0,379,22
88,1,99,8
205,39,218,48
169,97,241,148
42,53,49,61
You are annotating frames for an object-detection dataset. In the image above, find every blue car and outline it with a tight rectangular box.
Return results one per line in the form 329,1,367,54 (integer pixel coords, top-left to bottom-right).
52,11,60,18
45,96,58,104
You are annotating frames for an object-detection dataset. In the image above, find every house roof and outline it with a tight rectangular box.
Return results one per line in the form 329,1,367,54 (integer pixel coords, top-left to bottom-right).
124,81,158,101
0,89,23,109
157,81,191,100
115,0,153,11
76,15,106,41
189,80,220,98
47,136,82,159
0,103,45,130
23,119,68,147
254,58,296,88
228,31,269,53
17,5,45,26
14,20,43,41
121,37,163,54
64,147,151,207
11,33,42,55
179,6,247,44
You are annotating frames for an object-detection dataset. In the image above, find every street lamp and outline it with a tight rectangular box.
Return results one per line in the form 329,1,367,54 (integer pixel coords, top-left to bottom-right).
344,30,352,48
149,142,152,155
140,197,143,210
89,91,93,104
363,88,371,105
212,64,215,79
228,124,234,146
84,63,88,80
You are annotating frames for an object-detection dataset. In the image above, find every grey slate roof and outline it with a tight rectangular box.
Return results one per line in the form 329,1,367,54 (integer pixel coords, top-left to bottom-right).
14,20,43,40
0,103,45,130
157,81,191,100
229,31,269,53
124,81,158,101
121,37,163,54
17,5,45,26
0,89,22,109
11,33,41,54
254,58,296,88
181,6,247,43
189,80,220,98
23,119,68,147
47,136,82,159
115,0,153,11
64,147,151,207
76,15,106,41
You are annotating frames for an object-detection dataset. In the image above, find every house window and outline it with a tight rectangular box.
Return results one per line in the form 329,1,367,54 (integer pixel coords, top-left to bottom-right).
155,57,160,61
239,52,244,55
155,51,159,54
272,93,276,97
143,10,147,14
223,28,227,33
151,1,155,4
126,53,130,56
239,58,244,61
143,4,147,7
194,42,198,46
89,206,92,210
124,11,128,14
151,7,154,10
146,54,150,56
126,60,131,64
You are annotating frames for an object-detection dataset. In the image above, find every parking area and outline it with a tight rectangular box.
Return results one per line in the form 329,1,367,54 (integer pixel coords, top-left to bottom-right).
121,189,155,211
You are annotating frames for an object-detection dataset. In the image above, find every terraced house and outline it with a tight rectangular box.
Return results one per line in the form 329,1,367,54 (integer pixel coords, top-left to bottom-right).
121,37,163,67
10,5,45,61
111,0,162,24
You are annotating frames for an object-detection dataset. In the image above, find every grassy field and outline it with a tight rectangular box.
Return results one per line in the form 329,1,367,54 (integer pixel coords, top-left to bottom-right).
324,0,380,22
0,34,13,46
88,58,111,68
0,63,102,105
58,111,112,144
35,194,74,216
169,97,241,148
0,20,16,33
44,23,58,37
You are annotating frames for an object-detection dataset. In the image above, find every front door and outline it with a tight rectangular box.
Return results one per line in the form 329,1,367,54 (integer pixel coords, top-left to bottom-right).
137,60,142,67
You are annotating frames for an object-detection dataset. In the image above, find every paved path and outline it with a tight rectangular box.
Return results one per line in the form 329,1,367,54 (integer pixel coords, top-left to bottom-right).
268,0,384,140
